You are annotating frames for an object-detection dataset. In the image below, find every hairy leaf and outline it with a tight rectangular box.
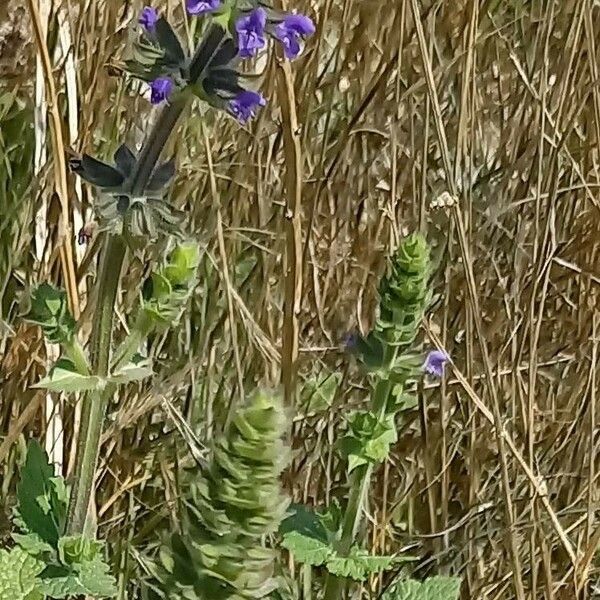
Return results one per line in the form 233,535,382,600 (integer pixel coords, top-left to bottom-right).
382,576,461,600
281,531,333,567
326,548,395,581
33,358,103,393
0,546,43,600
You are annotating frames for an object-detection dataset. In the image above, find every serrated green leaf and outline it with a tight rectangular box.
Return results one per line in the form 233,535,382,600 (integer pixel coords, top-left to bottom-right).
281,531,333,567
78,557,118,597
16,440,63,545
382,576,461,600
325,547,395,581
0,546,44,600
12,532,54,557
38,573,84,598
33,358,103,393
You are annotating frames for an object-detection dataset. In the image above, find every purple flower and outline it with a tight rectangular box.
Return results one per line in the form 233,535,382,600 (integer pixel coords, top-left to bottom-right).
235,8,267,58
228,90,266,124
139,6,159,32
423,350,450,377
150,77,174,105
273,13,316,60
186,0,221,15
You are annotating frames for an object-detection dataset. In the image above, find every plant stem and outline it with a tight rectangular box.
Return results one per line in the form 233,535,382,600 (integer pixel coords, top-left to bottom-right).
111,310,155,372
64,339,91,375
65,102,188,536
66,235,126,535
323,377,392,600
65,21,228,537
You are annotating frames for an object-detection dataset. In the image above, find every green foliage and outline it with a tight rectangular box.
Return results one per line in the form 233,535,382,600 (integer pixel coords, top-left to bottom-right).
281,531,401,582
280,506,405,582
33,358,103,393
339,410,398,472
9,440,117,599
16,440,66,546
143,241,200,327
0,546,44,600
33,356,153,393
25,284,76,346
382,576,461,600
153,391,290,599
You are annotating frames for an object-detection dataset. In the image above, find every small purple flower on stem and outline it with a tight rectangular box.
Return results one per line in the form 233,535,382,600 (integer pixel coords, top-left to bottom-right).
150,77,174,105
139,6,159,32
343,331,360,352
236,8,267,58
273,13,316,60
228,90,266,124
186,0,221,15
423,349,450,377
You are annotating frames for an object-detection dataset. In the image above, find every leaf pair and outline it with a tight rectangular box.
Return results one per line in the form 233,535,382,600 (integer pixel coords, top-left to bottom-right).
33,356,153,394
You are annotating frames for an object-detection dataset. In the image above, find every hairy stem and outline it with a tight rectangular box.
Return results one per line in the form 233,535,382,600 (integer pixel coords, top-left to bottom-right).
66,103,189,536
66,234,126,535
323,377,392,600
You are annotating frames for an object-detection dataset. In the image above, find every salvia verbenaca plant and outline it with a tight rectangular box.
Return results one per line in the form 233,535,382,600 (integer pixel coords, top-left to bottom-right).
148,391,290,599
279,234,457,598
5,1,315,598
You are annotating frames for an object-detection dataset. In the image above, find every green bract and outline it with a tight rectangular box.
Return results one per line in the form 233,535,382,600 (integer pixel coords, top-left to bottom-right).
153,391,290,599
26,284,75,346
142,242,200,327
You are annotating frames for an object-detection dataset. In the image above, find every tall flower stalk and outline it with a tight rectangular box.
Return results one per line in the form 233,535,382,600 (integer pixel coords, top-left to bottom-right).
323,234,432,600
59,2,315,537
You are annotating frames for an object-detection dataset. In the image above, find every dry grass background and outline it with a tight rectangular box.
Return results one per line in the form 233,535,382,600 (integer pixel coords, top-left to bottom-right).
2,0,600,598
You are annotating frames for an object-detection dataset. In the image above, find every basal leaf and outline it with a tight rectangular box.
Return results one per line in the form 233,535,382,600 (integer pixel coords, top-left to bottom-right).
281,531,333,567
16,440,62,545
382,576,461,600
12,533,54,557
78,557,118,598
325,547,394,581
0,546,43,600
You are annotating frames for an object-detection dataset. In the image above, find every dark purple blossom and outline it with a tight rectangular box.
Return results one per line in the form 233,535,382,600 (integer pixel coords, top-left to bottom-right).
139,6,159,32
236,8,267,58
150,77,174,105
228,90,266,124
423,349,449,377
186,0,221,15
273,13,316,60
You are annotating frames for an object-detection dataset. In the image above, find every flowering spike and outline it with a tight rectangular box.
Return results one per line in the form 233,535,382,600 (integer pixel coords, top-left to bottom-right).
273,13,316,60
228,90,266,124
150,77,174,105
423,350,449,377
236,8,268,58
186,0,221,15
139,6,159,32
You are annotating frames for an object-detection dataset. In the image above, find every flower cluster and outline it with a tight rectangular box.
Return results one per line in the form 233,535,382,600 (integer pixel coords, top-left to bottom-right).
137,2,315,123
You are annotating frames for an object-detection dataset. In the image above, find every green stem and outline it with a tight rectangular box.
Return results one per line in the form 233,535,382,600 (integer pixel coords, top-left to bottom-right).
111,310,155,372
64,22,228,538
64,339,91,375
323,377,392,600
66,234,126,535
